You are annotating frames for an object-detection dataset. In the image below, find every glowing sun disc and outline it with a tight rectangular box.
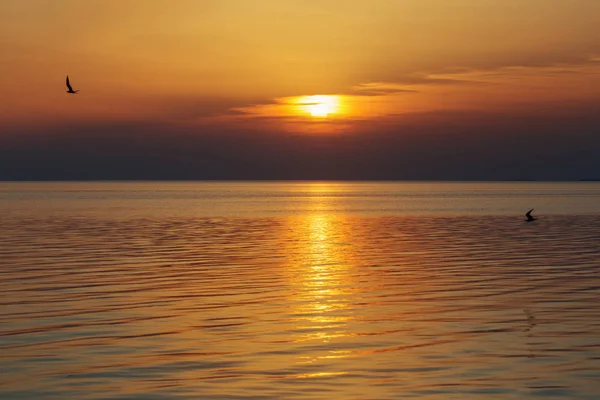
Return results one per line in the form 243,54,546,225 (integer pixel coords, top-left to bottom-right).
299,95,340,118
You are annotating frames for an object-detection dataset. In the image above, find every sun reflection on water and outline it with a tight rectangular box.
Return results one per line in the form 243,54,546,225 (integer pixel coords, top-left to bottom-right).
280,183,365,375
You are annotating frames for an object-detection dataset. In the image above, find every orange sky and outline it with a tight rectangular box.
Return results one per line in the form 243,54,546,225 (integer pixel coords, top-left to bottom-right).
2,0,600,134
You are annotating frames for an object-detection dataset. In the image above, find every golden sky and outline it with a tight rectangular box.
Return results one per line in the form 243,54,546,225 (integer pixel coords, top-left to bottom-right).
2,1,600,180
1,0,600,133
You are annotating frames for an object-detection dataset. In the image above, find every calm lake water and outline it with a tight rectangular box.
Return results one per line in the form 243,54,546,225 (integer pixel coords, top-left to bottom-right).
1,182,600,399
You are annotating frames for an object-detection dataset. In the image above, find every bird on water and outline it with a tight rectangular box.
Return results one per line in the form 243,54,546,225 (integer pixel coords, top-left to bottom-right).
525,209,536,222
66,75,79,94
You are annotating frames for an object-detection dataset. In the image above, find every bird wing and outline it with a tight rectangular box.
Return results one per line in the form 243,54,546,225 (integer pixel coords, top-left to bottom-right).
66,75,73,91
526,209,534,217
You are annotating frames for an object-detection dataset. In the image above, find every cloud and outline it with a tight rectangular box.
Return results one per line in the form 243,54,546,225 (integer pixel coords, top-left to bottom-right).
347,82,418,96
357,54,600,90
3,100,600,181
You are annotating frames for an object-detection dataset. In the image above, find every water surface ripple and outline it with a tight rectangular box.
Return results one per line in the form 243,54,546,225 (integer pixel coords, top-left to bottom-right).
1,183,600,399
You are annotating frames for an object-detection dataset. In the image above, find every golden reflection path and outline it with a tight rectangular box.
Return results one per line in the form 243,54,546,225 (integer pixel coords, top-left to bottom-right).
279,183,367,373
275,183,442,382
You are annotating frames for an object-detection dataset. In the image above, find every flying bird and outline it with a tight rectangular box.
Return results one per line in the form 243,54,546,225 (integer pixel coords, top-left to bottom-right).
525,209,536,222
66,75,79,94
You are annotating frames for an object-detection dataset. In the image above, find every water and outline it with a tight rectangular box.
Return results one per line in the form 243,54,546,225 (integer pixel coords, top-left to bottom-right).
1,182,599,399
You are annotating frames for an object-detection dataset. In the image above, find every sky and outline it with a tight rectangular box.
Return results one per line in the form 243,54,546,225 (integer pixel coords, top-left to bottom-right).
1,0,600,180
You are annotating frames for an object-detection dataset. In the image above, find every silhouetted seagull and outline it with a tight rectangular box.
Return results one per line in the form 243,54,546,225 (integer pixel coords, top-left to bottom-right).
66,75,79,94
525,209,536,222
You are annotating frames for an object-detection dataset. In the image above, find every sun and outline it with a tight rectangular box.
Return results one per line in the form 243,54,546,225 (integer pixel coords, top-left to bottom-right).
298,95,340,118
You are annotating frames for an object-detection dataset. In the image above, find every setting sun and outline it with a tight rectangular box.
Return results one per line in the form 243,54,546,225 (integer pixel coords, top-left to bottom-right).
298,95,340,118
